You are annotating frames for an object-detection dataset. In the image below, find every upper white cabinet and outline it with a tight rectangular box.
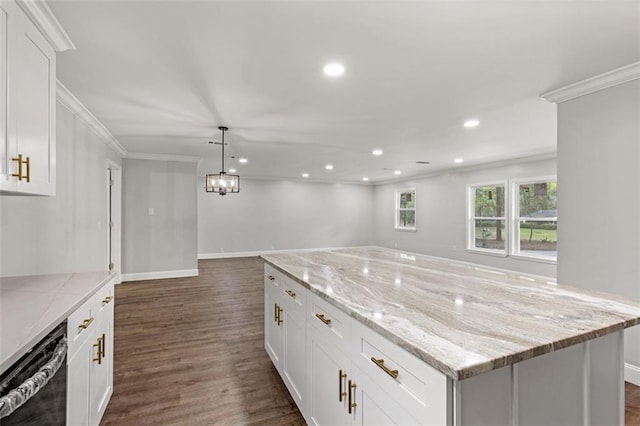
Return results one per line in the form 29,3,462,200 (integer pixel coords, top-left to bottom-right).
0,0,74,196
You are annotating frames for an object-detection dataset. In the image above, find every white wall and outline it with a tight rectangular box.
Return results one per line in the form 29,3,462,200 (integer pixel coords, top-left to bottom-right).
122,159,197,279
0,101,122,276
198,178,375,256
556,79,640,382
373,157,558,277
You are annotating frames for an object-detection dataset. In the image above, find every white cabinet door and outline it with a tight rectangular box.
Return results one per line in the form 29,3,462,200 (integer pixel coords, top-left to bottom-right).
0,0,56,195
0,3,8,192
264,283,284,368
67,339,92,426
308,330,351,426
90,300,113,425
282,308,306,410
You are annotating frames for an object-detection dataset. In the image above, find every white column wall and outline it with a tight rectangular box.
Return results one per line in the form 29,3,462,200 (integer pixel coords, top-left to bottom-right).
556,79,640,382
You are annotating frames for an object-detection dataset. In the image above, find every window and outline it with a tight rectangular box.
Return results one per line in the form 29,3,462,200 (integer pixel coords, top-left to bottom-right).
467,183,507,255
395,189,416,231
512,178,557,262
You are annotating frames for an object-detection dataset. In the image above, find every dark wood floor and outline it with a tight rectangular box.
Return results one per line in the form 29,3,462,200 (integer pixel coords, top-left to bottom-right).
101,257,305,425
102,257,640,425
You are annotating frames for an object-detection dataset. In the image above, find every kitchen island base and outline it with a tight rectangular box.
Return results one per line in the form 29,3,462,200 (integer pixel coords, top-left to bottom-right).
265,263,626,425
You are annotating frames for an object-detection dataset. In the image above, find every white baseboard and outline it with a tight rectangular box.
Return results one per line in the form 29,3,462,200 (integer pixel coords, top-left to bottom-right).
198,245,377,260
625,362,640,386
121,269,199,282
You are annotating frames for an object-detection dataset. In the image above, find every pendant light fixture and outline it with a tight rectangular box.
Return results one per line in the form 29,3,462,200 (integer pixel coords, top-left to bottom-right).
205,126,240,195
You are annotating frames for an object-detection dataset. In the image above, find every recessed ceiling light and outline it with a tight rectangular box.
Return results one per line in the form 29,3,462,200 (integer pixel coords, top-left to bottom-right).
454,158,464,164
302,173,309,178
394,170,401,175
323,63,345,77
362,177,369,181
229,168,236,173
238,158,248,164
325,164,334,170
372,149,383,156
464,119,480,128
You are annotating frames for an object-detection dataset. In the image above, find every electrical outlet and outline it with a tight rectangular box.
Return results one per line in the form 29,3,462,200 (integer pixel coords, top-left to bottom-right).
148,208,155,216
452,245,457,251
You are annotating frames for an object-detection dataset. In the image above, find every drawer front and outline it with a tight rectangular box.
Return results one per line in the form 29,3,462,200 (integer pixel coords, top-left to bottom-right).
351,320,449,422
265,265,306,317
265,264,283,292
95,279,115,320
307,291,351,353
67,294,97,359
280,278,306,317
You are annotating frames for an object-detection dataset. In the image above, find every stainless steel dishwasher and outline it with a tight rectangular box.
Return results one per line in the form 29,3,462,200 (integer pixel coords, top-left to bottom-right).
0,321,68,425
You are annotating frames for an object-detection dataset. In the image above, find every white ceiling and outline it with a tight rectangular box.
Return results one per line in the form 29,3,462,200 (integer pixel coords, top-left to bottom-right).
50,1,640,183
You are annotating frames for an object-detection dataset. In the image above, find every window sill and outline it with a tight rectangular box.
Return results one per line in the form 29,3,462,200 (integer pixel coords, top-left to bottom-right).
394,227,417,233
466,248,508,258
510,253,557,265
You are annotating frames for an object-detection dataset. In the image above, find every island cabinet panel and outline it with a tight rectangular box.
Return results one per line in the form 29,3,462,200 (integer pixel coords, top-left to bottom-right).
454,331,624,425
263,265,308,413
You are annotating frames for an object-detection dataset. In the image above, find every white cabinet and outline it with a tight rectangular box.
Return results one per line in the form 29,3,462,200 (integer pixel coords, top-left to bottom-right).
264,264,449,425
263,266,308,413
67,278,115,426
307,326,351,425
0,0,57,196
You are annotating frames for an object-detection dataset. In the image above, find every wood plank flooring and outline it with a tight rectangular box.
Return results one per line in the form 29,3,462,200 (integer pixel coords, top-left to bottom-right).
101,257,305,425
102,257,640,425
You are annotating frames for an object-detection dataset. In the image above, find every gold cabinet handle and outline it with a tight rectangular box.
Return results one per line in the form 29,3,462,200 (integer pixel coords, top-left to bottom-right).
267,275,275,281
315,313,331,326
285,289,296,299
23,156,30,182
338,369,347,402
277,305,283,326
11,154,23,181
78,317,94,330
100,333,106,358
370,356,399,380
348,380,357,414
102,295,113,305
93,336,103,364
274,303,278,323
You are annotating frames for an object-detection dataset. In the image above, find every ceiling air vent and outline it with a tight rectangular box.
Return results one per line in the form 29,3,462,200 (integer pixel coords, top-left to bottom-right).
416,161,430,164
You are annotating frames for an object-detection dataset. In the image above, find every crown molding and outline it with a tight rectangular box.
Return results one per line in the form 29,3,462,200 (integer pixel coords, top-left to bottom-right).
540,61,640,104
15,0,75,52
56,80,128,157
126,152,202,163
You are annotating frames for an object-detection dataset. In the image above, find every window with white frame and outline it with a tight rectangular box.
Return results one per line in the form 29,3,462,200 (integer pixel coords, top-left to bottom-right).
511,178,557,262
395,189,416,231
467,183,507,254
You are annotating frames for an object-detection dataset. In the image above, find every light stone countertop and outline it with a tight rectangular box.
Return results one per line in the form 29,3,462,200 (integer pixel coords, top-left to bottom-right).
261,247,640,380
0,271,114,373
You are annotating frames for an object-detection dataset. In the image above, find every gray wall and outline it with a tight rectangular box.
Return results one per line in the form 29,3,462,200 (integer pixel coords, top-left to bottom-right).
122,159,197,276
556,80,640,375
373,158,558,277
0,101,122,276
198,178,375,255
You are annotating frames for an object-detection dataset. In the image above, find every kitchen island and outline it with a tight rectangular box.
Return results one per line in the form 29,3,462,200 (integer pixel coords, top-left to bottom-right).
261,247,640,425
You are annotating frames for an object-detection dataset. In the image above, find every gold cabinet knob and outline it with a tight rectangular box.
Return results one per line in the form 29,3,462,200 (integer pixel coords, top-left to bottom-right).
315,313,331,326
